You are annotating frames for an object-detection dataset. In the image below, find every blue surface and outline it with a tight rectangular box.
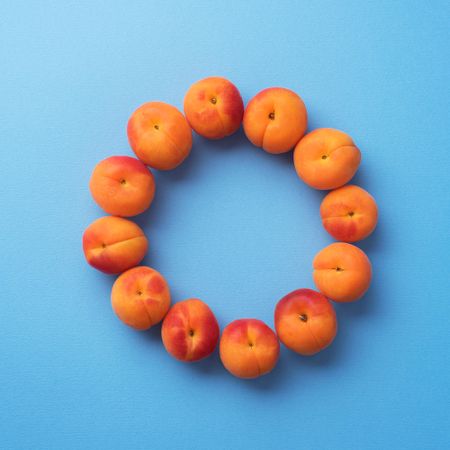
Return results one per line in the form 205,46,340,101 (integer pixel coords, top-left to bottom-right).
1,1,449,449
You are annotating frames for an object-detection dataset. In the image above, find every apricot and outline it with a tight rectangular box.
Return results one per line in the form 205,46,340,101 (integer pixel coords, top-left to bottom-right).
313,242,372,302
294,128,361,190
111,266,170,330
89,156,155,217
161,299,219,362
275,289,337,355
82,216,148,274
243,87,307,154
127,102,192,170
184,77,244,139
321,185,378,242
219,319,279,379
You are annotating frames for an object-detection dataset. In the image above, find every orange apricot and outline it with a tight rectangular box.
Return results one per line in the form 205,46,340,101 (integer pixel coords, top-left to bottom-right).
82,216,148,274
294,128,361,190
320,185,378,242
243,87,307,154
111,266,170,330
161,299,220,362
89,156,155,217
219,319,279,379
275,289,337,355
313,242,372,302
184,77,244,139
127,102,192,170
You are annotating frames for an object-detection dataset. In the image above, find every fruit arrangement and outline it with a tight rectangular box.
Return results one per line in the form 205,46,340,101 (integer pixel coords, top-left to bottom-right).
82,77,378,379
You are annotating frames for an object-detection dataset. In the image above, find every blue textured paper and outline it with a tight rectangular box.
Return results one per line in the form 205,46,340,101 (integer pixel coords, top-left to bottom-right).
1,1,449,449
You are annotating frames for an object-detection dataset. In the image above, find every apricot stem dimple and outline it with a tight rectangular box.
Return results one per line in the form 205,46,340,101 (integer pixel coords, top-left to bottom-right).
120,179,126,185
268,112,275,120
154,124,159,130
336,267,344,272
137,290,142,296
210,97,217,104
101,243,106,248
348,211,355,217
321,155,328,160
248,342,254,348
299,314,308,322
189,329,195,337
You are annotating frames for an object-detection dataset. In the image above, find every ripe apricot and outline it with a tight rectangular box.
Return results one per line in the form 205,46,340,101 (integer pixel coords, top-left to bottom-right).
127,102,192,170
82,216,148,274
321,185,378,242
275,289,337,355
219,319,279,378
243,87,307,154
184,77,244,139
313,242,372,302
161,299,220,362
111,266,170,330
294,128,361,189
89,156,155,217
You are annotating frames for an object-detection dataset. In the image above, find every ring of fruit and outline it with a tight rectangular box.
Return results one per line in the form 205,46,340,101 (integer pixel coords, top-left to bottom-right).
83,77,377,379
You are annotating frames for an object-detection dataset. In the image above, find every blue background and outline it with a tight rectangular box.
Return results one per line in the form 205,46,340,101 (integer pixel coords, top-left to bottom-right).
1,1,449,449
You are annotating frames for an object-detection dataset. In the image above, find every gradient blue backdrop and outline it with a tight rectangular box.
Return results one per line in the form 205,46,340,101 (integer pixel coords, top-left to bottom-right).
1,1,449,449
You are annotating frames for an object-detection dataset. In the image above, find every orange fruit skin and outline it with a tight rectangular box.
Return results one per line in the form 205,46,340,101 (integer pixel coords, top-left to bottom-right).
184,77,244,139
320,185,378,242
313,242,372,302
111,266,170,330
275,289,337,355
89,156,155,217
82,216,148,275
294,128,361,190
243,87,307,154
161,299,220,362
127,102,192,170
219,319,280,379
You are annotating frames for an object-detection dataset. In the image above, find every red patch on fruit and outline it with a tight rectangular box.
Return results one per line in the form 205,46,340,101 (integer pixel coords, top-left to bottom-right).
222,84,244,122
148,275,165,293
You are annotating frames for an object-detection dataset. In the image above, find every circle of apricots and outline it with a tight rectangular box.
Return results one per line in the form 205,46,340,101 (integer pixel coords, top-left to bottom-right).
83,77,377,379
